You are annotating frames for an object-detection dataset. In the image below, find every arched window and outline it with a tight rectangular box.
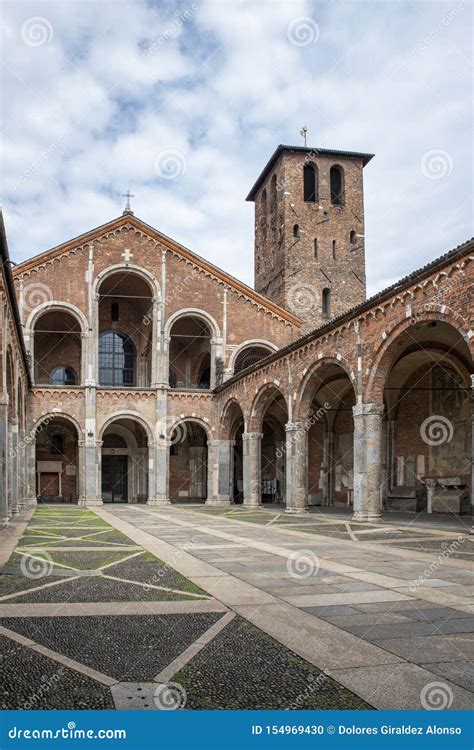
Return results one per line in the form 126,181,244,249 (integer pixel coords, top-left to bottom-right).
332,240,336,259
330,165,344,206
50,434,64,455
303,163,317,202
260,188,267,236
314,238,318,258
270,174,277,212
234,345,273,375
99,332,135,386
322,288,331,318
350,230,357,245
49,365,77,386
293,224,300,238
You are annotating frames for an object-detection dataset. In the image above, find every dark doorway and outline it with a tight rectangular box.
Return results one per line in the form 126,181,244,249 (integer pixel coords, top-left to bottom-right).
102,455,128,503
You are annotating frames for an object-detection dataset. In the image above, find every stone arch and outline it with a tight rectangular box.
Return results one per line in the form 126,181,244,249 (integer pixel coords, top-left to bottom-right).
294,356,355,422
248,382,288,432
220,397,246,439
229,340,277,374
25,301,88,336
164,308,221,340
167,415,213,442
34,412,83,437
366,308,472,404
93,263,160,300
98,410,154,445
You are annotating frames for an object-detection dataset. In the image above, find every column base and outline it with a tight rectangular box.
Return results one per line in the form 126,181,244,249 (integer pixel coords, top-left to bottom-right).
242,502,263,510
78,498,104,507
205,497,231,507
352,511,383,523
11,507,20,516
147,496,171,506
285,506,309,515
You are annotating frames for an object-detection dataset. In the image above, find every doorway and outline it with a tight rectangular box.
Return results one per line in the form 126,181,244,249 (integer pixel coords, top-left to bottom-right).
102,455,128,503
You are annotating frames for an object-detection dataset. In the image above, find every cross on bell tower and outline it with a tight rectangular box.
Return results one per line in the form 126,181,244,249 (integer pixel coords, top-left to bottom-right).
122,190,135,216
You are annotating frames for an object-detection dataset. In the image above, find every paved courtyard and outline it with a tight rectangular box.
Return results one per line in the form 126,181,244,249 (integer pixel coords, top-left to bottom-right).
0,504,473,710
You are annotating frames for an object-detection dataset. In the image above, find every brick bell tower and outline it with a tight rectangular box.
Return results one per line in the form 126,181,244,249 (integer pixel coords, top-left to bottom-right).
247,144,374,332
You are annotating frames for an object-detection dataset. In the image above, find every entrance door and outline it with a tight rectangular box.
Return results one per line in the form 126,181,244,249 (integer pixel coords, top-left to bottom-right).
102,455,128,503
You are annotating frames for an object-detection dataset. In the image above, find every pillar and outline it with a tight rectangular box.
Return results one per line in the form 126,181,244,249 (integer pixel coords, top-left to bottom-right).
0,403,8,524
206,439,233,506
189,445,206,499
352,402,384,522
24,439,36,505
9,419,20,514
285,422,308,514
78,387,102,506
322,430,335,507
148,390,170,505
242,432,262,508
275,440,285,502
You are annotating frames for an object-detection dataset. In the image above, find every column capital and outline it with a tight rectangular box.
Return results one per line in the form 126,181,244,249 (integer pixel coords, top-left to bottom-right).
285,421,307,432
242,431,263,441
353,401,384,418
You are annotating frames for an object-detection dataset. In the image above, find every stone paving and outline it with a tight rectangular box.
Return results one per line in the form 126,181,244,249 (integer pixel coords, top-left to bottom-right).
0,505,373,710
99,503,474,710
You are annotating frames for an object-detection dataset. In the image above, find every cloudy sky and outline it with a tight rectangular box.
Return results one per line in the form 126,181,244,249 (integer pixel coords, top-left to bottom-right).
1,0,472,296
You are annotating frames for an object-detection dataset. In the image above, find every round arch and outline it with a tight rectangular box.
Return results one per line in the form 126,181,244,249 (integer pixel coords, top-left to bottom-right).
229,340,277,374
248,382,288,431
220,397,246,439
366,308,473,403
34,412,83,437
93,263,160,300
98,411,154,444
167,415,213,442
26,301,88,335
294,356,355,422
165,308,221,340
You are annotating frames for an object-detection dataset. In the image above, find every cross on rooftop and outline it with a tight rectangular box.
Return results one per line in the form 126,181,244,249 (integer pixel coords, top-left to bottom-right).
122,249,133,263
122,190,135,215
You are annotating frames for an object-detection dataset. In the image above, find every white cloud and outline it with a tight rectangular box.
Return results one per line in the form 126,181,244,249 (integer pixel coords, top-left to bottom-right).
0,0,471,302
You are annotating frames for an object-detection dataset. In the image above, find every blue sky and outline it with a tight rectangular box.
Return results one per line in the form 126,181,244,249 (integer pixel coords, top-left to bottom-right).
1,0,472,295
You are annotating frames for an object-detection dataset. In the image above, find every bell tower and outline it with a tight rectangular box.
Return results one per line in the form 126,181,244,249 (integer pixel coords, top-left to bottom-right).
247,144,374,332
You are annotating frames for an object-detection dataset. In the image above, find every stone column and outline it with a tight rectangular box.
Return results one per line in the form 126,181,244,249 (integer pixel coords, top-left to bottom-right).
24,439,37,506
189,446,206,499
352,402,384,522
17,426,26,510
0,402,8,525
275,440,285,501
78,392,102,508
285,422,308,514
322,430,334,506
9,419,20,514
242,432,262,508
148,390,170,505
206,439,233,507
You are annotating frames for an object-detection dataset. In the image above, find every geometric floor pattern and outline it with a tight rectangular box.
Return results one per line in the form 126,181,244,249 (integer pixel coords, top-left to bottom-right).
1,505,374,710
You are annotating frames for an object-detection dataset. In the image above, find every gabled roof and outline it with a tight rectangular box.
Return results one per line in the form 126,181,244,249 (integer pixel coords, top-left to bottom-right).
12,213,302,326
246,144,375,201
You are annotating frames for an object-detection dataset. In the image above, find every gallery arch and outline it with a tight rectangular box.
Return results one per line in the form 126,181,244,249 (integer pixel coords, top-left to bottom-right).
168,419,209,503
32,308,82,385
100,417,149,503
168,314,214,389
246,385,288,507
35,416,80,503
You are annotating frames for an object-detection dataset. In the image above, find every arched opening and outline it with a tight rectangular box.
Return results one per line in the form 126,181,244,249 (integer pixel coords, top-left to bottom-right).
260,188,267,237
233,344,273,375
303,162,318,202
169,420,208,503
299,362,356,508
253,386,288,505
270,173,277,231
169,316,212,390
33,309,82,386
293,224,300,238
322,288,331,318
314,238,318,258
330,165,344,206
221,400,245,504
350,230,357,246
101,418,149,503
98,271,153,387
381,320,472,515
35,417,79,503
332,240,337,259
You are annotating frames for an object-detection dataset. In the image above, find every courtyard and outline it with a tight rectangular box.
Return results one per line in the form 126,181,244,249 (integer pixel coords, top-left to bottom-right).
0,504,472,711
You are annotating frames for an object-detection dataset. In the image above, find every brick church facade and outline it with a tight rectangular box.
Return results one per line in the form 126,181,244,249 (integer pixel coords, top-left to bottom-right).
1,144,472,524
